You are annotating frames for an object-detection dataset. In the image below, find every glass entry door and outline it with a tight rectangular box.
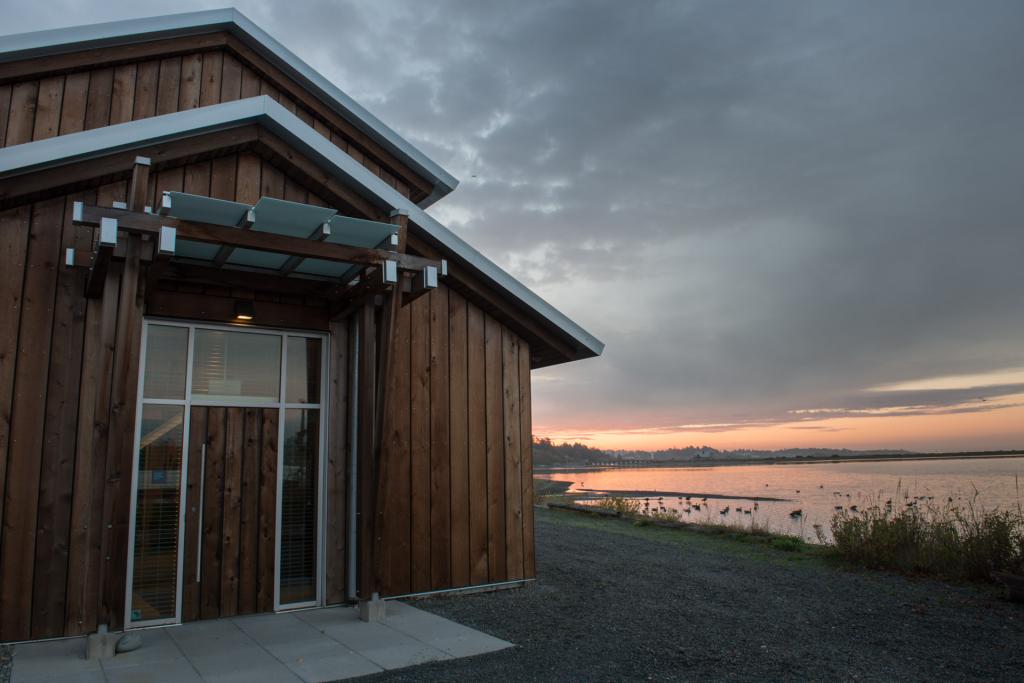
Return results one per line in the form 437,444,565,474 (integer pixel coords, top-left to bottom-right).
126,321,327,627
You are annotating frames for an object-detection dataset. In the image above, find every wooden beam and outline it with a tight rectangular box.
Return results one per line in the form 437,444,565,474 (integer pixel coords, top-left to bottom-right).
127,157,151,212
74,204,441,272
85,217,117,299
160,262,334,297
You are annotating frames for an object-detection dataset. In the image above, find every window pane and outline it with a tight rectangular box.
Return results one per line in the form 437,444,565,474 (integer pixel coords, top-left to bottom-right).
191,329,281,401
130,404,185,622
143,325,188,399
280,408,319,604
286,337,322,404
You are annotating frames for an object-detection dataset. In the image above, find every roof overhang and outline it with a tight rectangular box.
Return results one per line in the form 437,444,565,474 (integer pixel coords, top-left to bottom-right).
0,96,604,364
0,8,458,208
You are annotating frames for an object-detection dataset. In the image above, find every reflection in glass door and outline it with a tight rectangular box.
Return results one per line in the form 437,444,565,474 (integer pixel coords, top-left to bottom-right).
126,321,327,627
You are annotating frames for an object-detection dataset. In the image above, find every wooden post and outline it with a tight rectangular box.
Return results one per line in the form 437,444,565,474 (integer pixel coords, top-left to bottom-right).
96,157,149,630
366,209,409,598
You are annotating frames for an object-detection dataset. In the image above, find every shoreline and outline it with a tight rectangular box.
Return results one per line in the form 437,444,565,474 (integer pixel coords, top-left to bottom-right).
571,488,792,502
535,450,1024,473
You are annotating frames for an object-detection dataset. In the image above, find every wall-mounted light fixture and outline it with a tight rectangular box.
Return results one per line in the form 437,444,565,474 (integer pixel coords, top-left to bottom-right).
234,299,255,321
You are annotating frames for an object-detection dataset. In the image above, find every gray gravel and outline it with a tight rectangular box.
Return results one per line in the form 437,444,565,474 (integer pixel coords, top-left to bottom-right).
0,643,10,683
358,507,1024,682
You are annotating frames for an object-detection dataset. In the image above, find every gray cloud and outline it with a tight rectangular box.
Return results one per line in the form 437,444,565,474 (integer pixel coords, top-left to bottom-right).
4,0,1023,444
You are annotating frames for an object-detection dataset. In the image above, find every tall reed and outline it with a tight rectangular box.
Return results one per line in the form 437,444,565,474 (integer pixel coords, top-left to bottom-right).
827,482,1024,581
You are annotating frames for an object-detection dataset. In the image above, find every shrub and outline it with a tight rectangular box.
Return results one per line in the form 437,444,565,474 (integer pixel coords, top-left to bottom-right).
594,496,643,516
827,491,1024,581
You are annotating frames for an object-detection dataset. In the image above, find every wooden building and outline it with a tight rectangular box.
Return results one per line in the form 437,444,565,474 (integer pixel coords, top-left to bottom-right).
0,9,602,642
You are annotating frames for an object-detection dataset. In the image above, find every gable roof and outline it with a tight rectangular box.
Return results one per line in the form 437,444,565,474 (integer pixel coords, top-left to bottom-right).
0,96,604,363
0,8,458,207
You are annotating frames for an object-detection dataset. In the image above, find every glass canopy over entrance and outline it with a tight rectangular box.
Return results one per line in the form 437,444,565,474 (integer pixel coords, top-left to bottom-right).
160,191,399,280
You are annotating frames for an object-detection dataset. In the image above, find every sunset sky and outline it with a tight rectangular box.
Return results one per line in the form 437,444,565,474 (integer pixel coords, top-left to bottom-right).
5,0,1023,453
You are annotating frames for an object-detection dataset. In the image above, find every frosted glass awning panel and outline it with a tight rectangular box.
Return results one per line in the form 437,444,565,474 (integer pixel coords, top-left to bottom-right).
176,240,221,260
163,191,250,227
292,258,354,277
250,197,337,238
226,248,289,270
226,198,337,269
327,215,395,248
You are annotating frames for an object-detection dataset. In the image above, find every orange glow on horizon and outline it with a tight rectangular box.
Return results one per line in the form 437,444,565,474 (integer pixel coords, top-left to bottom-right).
534,400,1024,453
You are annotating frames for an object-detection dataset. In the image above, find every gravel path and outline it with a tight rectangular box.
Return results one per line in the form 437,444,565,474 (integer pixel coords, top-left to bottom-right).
358,507,1024,682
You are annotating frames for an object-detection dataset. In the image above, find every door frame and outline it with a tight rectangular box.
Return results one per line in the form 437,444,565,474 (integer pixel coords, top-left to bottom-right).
124,318,330,629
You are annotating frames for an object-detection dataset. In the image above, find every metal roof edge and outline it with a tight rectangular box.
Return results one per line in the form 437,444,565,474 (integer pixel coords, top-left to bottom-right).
0,8,459,206
0,97,604,360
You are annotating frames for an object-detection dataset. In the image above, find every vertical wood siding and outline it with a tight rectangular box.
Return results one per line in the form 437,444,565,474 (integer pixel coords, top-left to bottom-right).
378,285,535,597
0,50,414,199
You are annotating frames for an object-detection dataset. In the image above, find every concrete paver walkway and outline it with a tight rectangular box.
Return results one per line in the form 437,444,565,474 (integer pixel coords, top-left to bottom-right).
11,601,511,682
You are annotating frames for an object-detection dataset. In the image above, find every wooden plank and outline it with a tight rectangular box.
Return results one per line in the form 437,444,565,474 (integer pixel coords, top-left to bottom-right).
466,302,489,585
240,66,261,99
429,287,451,590
183,160,212,197
58,71,90,135
181,406,208,622
132,60,159,121
237,407,261,614
380,303,411,596
260,160,285,200
200,407,225,619
409,294,431,593
98,232,145,629
256,408,277,613
484,314,506,582
519,339,535,577
179,54,203,110
156,56,182,116
31,75,64,141
235,151,262,204
5,80,39,145
31,194,90,638
0,197,64,641
502,330,524,581
0,84,11,147
220,53,243,102
109,64,137,125
448,289,470,587
325,319,349,604
0,206,30,568
83,68,113,131
198,51,223,107
220,406,244,616
209,154,237,200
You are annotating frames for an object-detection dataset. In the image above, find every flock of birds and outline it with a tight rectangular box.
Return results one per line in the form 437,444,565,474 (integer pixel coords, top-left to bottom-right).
598,482,961,524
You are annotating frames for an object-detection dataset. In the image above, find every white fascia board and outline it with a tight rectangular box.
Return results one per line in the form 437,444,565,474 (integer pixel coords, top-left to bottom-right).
0,8,458,207
0,97,604,359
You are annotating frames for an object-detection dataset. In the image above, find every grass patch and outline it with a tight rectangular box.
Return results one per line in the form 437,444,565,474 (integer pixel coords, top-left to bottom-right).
543,503,817,561
824,486,1024,581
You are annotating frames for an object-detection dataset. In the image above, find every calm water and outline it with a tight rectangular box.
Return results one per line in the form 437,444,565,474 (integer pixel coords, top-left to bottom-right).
537,456,1024,542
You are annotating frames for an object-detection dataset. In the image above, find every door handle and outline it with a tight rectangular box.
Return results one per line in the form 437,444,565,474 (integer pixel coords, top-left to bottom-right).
196,443,206,582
